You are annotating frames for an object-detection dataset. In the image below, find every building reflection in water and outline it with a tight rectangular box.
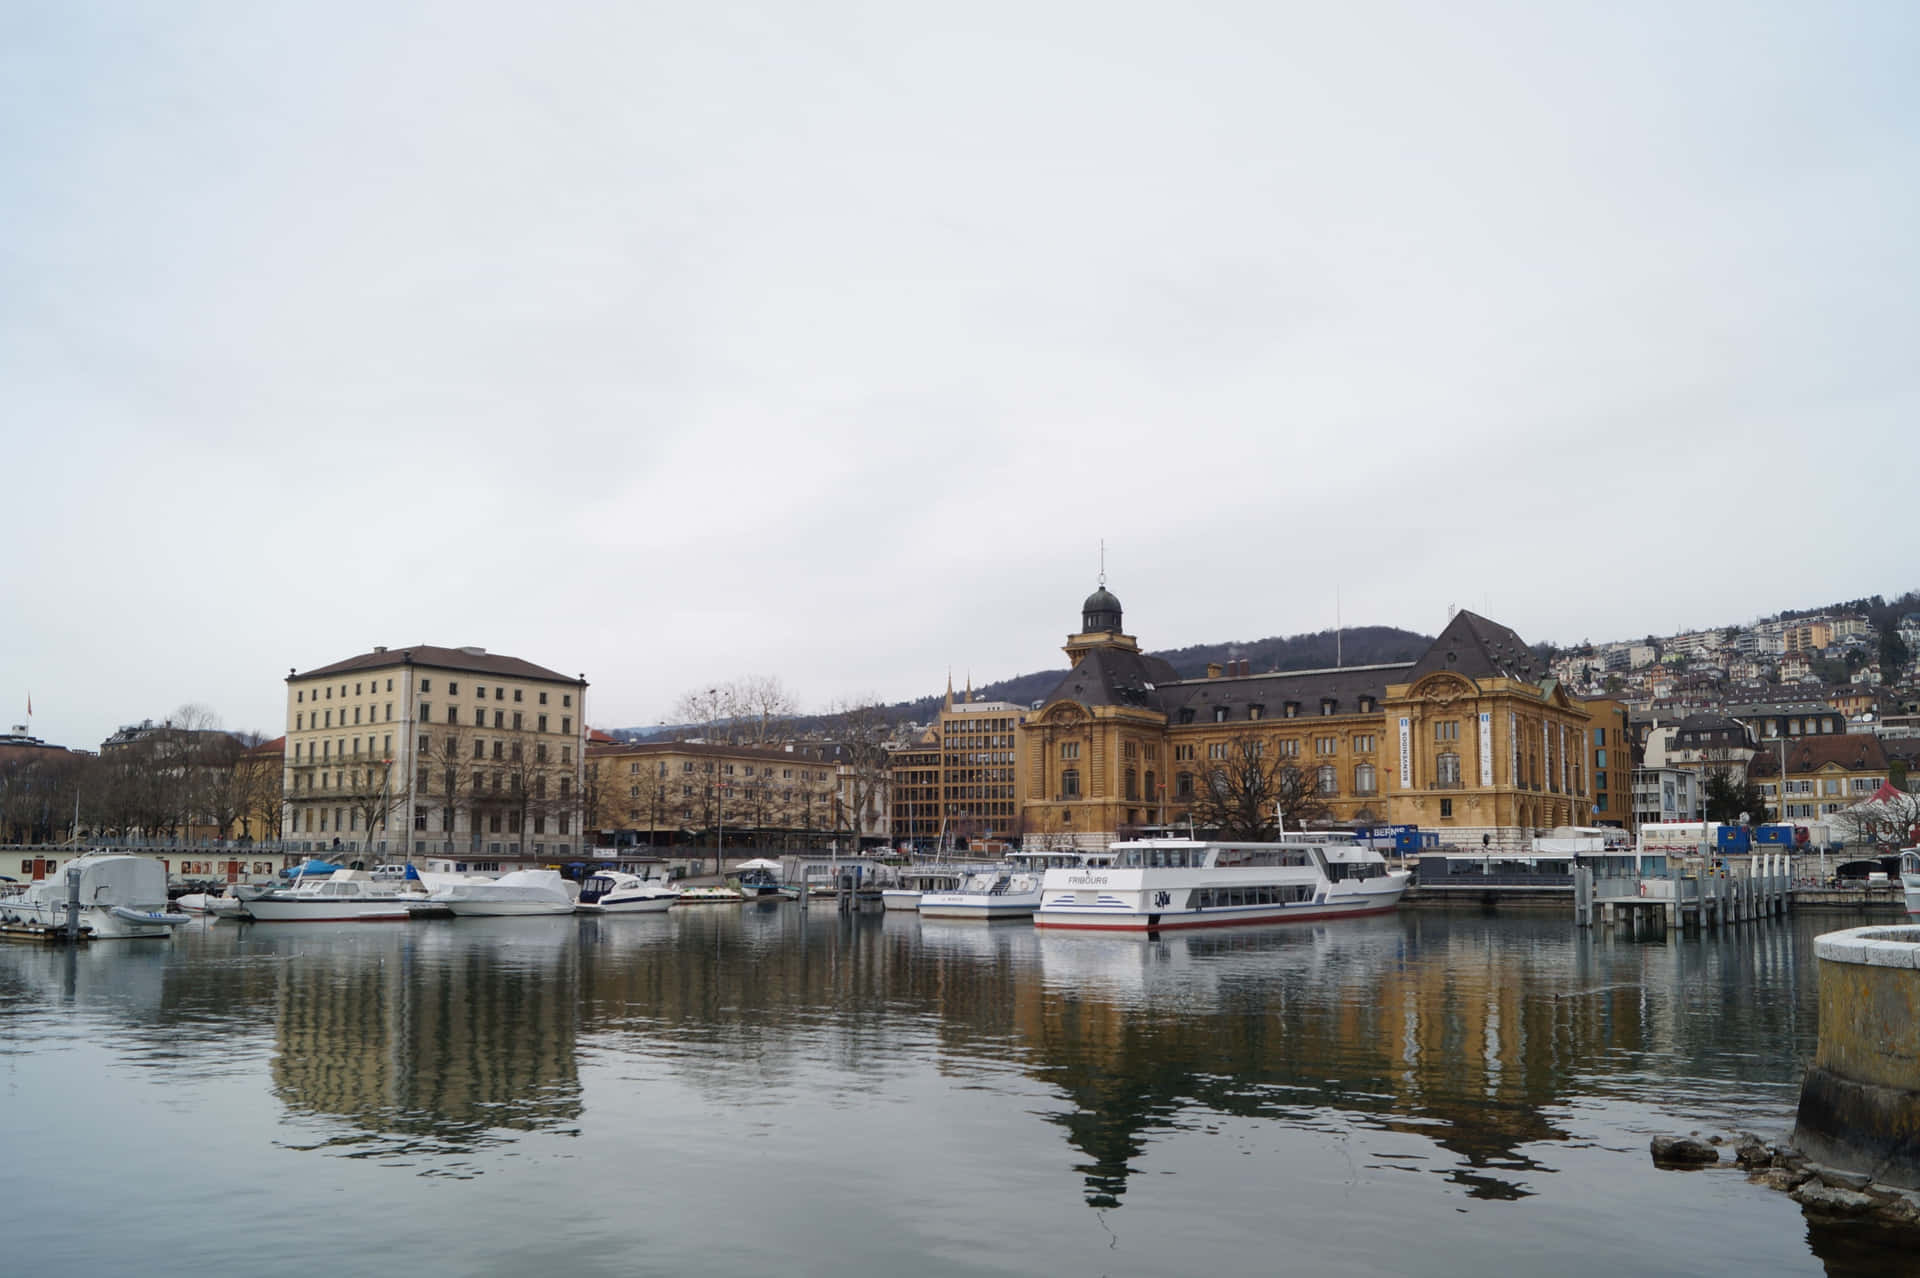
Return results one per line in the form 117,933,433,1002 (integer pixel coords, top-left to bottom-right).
1016,914,1811,1208
265,919,583,1164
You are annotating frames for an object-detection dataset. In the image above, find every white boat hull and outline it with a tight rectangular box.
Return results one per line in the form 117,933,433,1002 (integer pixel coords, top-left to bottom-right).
1903,874,1920,917
443,899,574,916
576,896,675,914
918,895,1042,920
881,890,923,911
245,897,411,922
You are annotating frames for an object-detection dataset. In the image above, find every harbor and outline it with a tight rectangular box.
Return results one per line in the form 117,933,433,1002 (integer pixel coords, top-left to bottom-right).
0,899,1906,1276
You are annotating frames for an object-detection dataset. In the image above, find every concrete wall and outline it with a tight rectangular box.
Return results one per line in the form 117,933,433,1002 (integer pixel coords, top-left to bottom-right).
1794,925,1920,1188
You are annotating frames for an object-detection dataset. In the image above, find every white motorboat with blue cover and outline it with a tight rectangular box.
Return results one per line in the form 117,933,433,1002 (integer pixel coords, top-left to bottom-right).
1034,836,1408,932
0,854,191,938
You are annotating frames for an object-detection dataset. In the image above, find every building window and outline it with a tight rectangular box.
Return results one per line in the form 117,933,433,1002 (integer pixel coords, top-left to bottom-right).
1277,740,1299,757
1315,736,1336,755
1440,798,1453,818
513,712,523,730
420,679,430,693
1061,742,1080,760
1436,752,1461,785
447,705,459,723
1354,735,1375,753
540,692,549,705
1435,720,1459,741
1208,743,1228,760
1354,763,1377,794
1248,705,1264,721
562,717,572,734
418,704,430,724
538,714,548,732
449,681,459,695
1214,706,1229,723
477,686,487,700
564,695,573,707
1176,771,1194,798
1174,744,1195,762
1061,769,1080,799
514,690,523,702
1317,765,1337,795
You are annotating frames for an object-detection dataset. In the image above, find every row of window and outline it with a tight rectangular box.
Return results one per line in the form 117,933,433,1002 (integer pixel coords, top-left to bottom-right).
419,704,571,734
296,678,394,703
416,678,571,709
1177,696,1377,724
293,736,392,763
297,705,393,730
1191,885,1316,908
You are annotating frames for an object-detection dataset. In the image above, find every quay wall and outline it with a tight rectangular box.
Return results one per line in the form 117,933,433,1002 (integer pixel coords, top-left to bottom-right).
1795,926,1920,1190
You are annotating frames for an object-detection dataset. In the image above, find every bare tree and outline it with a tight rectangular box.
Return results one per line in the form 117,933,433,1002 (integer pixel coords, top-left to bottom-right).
1188,735,1328,840
1834,788,1920,851
670,677,797,746
230,736,284,843
825,698,894,855
415,725,477,852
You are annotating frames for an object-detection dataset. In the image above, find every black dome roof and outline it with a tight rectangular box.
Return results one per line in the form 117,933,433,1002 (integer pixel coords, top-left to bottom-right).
1082,586,1122,614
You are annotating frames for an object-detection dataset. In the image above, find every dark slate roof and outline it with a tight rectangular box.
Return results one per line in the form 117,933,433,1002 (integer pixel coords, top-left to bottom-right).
292,644,583,685
1159,662,1412,724
1042,646,1181,712
1405,610,1545,684
1082,586,1122,613
1746,734,1889,777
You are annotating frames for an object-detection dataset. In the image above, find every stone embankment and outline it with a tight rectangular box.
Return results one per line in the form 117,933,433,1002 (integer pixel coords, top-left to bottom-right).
1650,1132,1920,1229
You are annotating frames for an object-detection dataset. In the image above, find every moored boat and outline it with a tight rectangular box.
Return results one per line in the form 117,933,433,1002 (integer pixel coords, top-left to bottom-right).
1034,836,1409,932
432,868,576,917
244,871,413,922
0,855,191,938
918,852,1094,920
575,870,679,914
1901,849,1920,917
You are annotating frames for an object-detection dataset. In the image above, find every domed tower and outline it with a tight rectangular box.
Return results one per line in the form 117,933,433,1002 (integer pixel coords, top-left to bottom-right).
1064,578,1140,667
1082,584,1123,635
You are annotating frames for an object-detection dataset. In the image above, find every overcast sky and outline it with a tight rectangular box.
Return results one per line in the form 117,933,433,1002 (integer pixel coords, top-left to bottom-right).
4,0,1918,749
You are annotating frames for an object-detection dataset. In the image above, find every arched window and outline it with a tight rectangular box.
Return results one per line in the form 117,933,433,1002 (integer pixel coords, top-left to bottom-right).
1316,765,1337,795
1354,763,1377,795
1124,768,1138,801
1061,768,1080,799
1436,752,1461,786
1175,771,1194,799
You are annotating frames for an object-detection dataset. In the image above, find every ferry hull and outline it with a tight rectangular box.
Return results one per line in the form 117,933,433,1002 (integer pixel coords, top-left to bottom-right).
919,900,1040,920
1036,895,1404,931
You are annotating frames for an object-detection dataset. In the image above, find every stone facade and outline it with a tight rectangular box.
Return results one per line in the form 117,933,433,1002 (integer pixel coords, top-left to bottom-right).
284,645,588,861
1015,584,1599,849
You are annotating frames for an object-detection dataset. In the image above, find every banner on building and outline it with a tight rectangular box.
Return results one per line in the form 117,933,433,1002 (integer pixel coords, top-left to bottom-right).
1479,713,1493,788
1398,717,1412,789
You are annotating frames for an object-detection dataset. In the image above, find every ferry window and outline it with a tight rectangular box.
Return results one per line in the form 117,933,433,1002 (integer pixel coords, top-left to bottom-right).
1168,848,1186,868
1149,848,1164,868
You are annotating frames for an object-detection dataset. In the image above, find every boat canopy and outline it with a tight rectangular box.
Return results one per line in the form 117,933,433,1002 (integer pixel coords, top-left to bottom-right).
51,855,169,908
735,857,782,871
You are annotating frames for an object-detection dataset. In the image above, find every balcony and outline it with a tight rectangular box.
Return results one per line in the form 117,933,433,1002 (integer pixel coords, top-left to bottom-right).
1350,786,1379,797
1427,779,1465,791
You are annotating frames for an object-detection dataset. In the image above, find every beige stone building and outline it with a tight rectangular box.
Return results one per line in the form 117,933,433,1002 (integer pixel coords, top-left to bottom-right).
1016,583,1598,850
588,739,842,850
284,645,588,862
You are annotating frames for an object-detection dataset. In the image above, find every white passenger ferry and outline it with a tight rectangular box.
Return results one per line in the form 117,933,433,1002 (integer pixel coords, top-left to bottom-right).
1033,836,1409,932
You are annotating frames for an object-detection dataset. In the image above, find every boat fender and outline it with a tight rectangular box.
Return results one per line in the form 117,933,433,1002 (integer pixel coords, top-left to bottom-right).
1639,883,1647,897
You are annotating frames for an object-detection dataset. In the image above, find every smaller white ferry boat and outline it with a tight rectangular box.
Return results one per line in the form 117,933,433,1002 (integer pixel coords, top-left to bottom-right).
1034,836,1409,932
433,868,576,916
0,854,190,938
881,865,967,912
575,870,679,914
919,851,1104,920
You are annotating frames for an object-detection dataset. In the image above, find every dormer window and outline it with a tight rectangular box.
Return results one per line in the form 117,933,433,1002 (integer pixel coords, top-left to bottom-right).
1248,705,1264,721
1214,706,1230,723
1179,708,1195,725
1284,702,1299,719
1359,696,1375,713
1321,699,1337,716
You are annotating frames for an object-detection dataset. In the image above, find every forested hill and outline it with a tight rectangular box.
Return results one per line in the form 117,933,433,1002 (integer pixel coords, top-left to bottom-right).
947,624,1433,716
620,625,1432,741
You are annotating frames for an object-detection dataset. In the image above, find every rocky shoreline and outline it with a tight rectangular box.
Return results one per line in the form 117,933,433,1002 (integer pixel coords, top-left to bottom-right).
1653,1132,1920,1230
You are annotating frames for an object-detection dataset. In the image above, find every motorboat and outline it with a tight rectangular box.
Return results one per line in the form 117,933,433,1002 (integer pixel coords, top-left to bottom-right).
0,854,190,938
432,868,576,916
1901,849,1920,917
576,870,679,914
244,871,413,922
676,885,745,903
1034,836,1409,932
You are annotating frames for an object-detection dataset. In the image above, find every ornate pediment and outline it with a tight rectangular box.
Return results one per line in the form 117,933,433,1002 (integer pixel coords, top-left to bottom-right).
1409,672,1478,705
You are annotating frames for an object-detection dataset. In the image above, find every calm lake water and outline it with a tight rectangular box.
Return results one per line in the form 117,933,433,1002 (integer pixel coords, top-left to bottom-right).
0,906,1904,1276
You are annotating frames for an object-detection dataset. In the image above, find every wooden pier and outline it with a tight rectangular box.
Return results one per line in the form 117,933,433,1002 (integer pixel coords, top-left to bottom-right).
1573,854,1792,931
0,920,90,944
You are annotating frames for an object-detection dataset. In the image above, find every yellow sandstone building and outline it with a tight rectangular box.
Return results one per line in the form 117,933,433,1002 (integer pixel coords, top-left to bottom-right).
1016,583,1601,850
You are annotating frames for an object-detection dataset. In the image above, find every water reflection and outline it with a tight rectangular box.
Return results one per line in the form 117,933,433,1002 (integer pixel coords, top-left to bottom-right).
0,906,1850,1275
